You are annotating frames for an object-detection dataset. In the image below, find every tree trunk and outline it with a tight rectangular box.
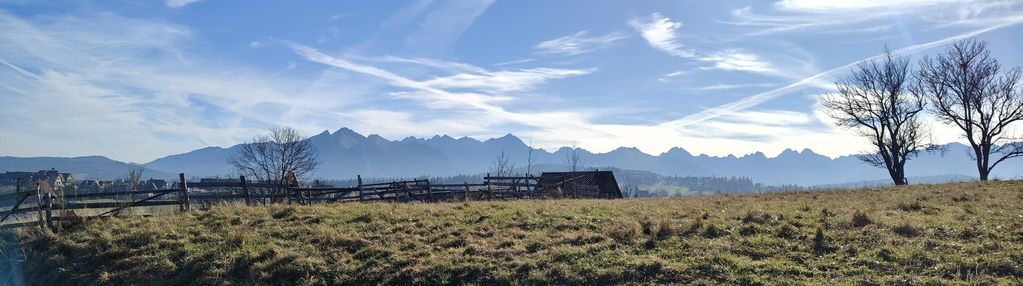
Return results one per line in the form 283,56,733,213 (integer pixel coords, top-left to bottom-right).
891,163,908,186
973,147,988,181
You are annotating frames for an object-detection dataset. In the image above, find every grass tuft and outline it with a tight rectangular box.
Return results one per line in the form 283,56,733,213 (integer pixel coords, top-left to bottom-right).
851,210,872,228
892,224,921,238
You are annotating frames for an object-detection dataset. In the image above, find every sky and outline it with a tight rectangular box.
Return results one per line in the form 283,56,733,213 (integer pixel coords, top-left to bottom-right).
1,0,1023,163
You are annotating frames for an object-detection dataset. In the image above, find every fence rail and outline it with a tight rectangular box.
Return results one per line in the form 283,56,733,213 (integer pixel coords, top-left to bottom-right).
0,172,565,230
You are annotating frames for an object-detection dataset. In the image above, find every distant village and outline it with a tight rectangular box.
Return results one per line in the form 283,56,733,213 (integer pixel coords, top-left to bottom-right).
0,169,168,194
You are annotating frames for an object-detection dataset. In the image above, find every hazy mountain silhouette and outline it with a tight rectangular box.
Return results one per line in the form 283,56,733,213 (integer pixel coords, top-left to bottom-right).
5,128,1020,185
0,156,171,180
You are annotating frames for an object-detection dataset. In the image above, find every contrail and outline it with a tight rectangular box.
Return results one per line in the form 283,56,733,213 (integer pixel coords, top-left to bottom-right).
660,15,1023,129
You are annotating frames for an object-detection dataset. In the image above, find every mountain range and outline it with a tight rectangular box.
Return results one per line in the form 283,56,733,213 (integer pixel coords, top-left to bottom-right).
4,128,1021,186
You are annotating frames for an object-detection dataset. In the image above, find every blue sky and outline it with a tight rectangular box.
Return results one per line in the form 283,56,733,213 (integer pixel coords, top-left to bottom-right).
1,0,1022,163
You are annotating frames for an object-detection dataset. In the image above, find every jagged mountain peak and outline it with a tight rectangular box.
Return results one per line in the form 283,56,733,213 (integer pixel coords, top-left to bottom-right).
485,133,524,144
610,147,649,156
662,147,693,158
777,148,801,158
745,151,768,159
333,127,364,139
366,134,390,145
114,128,1018,186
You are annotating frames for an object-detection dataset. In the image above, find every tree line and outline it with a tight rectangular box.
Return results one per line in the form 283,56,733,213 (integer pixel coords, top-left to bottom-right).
822,38,1023,185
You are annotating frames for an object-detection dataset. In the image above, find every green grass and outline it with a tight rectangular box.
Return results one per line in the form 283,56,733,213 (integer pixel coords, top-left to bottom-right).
3,180,1023,285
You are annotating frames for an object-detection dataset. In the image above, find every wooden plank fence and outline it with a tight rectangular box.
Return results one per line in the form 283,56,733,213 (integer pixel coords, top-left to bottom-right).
0,173,545,231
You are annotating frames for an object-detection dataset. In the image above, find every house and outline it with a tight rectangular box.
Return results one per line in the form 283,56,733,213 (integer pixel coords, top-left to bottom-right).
535,170,623,199
77,180,104,193
139,179,168,191
0,169,75,193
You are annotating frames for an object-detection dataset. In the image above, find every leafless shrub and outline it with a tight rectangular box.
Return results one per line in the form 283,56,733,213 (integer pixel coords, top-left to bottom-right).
228,126,319,201
489,151,516,177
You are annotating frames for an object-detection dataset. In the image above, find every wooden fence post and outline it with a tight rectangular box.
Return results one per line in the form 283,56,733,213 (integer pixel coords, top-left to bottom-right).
35,183,44,230
44,192,53,229
0,179,25,224
357,175,363,202
178,173,190,211
425,180,433,202
528,176,534,197
484,173,490,200
403,183,411,202
240,175,250,206
463,182,470,202
513,178,520,199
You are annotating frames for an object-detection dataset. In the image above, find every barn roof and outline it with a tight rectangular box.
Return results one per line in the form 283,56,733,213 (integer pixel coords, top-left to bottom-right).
536,170,622,199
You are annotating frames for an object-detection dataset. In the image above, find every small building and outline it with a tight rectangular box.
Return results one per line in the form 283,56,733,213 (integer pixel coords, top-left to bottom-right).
0,169,75,193
535,170,622,199
78,180,103,192
139,179,168,191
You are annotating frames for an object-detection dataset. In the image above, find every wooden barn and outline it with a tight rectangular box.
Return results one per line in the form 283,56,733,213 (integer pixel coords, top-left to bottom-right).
535,170,622,199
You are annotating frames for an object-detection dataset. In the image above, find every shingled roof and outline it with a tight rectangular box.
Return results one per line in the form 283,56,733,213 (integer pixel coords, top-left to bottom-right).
535,170,622,199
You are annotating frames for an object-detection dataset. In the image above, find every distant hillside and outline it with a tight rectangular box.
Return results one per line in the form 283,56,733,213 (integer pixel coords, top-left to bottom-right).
6,128,1022,186
145,128,1021,185
0,156,170,180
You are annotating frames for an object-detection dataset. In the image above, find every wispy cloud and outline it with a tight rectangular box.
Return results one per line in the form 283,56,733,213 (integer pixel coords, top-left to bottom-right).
698,50,777,74
662,16,1023,129
729,0,1022,35
493,58,537,66
165,0,205,8
0,10,354,162
630,13,781,76
421,68,595,93
534,31,626,56
402,0,496,55
696,83,776,91
629,13,694,58
774,0,979,13
657,70,688,81
360,55,489,74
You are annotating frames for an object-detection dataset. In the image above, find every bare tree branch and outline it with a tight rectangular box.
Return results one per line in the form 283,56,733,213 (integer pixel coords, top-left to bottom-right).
917,38,1023,180
490,151,516,177
821,46,930,185
565,143,583,172
228,126,319,201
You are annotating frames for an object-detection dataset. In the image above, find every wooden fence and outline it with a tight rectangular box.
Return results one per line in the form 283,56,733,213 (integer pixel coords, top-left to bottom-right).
0,173,543,230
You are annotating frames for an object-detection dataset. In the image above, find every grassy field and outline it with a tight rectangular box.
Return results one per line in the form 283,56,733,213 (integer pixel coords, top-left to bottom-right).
2,180,1022,285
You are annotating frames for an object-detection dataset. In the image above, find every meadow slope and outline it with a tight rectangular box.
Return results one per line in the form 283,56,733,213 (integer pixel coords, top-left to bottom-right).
2,181,1022,285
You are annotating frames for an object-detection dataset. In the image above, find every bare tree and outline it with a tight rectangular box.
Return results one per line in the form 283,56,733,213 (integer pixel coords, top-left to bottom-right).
525,135,537,177
565,143,583,172
821,47,928,185
490,151,516,177
110,164,146,217
228,126,319,198
126,165,145,191
917,39,1023,180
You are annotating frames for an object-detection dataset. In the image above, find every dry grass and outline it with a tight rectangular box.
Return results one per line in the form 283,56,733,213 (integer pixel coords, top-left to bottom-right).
2,180,1023,285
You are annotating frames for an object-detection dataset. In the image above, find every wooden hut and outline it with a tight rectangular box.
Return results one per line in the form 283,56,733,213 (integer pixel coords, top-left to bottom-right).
535,170,622,199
